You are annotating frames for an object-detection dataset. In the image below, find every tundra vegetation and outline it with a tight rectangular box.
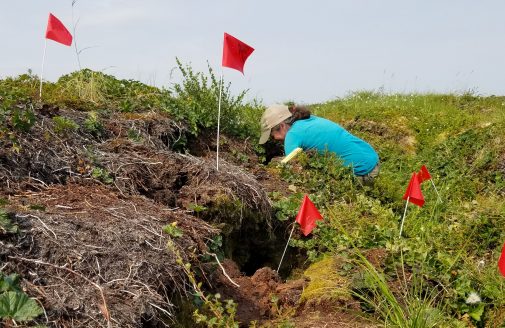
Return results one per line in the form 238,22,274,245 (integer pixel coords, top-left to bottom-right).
0,63,504,327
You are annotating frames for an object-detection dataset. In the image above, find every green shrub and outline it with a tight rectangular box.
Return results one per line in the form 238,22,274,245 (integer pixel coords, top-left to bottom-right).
169,58,262,138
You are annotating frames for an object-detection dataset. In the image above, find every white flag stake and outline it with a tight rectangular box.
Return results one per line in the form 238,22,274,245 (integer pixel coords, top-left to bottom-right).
216,71,224,171
277,224,296,273
430,180,442,202
39,39,48,99
399,196,410,237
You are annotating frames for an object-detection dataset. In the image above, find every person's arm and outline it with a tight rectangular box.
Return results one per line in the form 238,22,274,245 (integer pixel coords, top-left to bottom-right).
284,130,301,155
282,131,303,163
281,147,303,163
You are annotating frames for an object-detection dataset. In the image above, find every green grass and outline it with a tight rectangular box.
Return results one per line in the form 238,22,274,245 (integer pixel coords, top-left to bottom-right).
275,91,505,326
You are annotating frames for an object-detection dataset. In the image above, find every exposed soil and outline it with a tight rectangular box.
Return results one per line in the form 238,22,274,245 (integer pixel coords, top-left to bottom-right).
1,106,297,327
208,259,306,325
2,183,217,327
290,307,378,328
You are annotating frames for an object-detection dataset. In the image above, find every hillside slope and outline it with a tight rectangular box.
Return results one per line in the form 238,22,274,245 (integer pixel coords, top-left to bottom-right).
1,70,505,327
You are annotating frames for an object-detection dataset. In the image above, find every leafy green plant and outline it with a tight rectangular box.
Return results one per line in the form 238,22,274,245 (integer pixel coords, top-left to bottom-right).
91,167,114,184
52,116,79,135
188,203,208,219
162,222,183,238
167,239,239,327
193,294,238,328
11,107,36,132
83,111,104,137
0,74,38,151
0,291,43,323
0,273,43,324
270,192,303,222
169,58,262,138
0,274,21,293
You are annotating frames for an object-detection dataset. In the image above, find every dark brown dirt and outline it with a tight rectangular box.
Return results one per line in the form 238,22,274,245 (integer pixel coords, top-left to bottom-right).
289,307,379,328
0,106,298,327
208,259,306,326
2,183,217,327
364,248,388,269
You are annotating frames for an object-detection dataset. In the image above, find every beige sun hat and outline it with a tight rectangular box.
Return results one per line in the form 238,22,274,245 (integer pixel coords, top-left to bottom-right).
259,104,292,144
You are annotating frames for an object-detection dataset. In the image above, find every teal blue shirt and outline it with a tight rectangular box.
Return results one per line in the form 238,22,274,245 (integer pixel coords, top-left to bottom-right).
284,116,379,176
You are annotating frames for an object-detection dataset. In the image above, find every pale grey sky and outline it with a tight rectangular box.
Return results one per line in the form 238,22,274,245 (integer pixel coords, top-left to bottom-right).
1,1,504,104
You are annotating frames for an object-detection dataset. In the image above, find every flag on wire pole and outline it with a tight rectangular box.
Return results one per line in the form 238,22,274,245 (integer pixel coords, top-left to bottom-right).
296,195,324,236
46,13,73,46
277,195,323,272
216,33,254,170
222,33,255,74
40,13,73,99
418,165,441,201
418,165,431,183
499,241,505,277
399,172,425,237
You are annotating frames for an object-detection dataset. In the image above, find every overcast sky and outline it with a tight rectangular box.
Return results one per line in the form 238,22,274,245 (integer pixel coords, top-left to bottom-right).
1,1,504,104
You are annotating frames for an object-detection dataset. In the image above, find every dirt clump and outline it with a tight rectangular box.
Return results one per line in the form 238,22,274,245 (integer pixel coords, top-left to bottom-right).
364,248,388,269
209,260,306,325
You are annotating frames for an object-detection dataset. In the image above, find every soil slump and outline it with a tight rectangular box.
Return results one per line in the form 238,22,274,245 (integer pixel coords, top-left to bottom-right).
0,107,301,326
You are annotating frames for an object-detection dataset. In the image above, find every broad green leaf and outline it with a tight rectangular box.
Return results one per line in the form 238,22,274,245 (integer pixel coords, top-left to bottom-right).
0,291,43,321
468,303,485,322
0,274,21,292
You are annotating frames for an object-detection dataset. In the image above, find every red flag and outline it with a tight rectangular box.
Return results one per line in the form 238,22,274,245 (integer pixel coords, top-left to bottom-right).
499,241,505,277
418,165,432,183
222,33,254,74
402,173,425,207
45,13,73,46
296,195,323,236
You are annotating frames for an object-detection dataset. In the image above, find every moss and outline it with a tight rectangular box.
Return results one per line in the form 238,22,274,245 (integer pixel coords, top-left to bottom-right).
300,256,351,303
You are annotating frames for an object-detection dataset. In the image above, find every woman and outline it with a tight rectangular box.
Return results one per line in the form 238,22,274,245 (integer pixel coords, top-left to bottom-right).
259,104,380,180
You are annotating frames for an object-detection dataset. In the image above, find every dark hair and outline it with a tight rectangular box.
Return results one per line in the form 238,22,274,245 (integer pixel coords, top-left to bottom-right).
272,104,312,132
287,105,311,123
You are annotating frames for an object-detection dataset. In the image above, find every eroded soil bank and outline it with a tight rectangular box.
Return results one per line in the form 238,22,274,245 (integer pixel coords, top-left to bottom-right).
0,106,311,327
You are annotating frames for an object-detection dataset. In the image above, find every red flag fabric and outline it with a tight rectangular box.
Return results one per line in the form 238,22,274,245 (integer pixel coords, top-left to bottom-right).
222,33,254,74
418,165,432,183
296,195,323,236
402,173,425,207
499,241,505,277
45,13,72,46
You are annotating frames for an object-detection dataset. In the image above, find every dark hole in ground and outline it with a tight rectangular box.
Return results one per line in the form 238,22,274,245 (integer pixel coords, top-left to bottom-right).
262,140,284,164
173,172,188,191
225,220,306,279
